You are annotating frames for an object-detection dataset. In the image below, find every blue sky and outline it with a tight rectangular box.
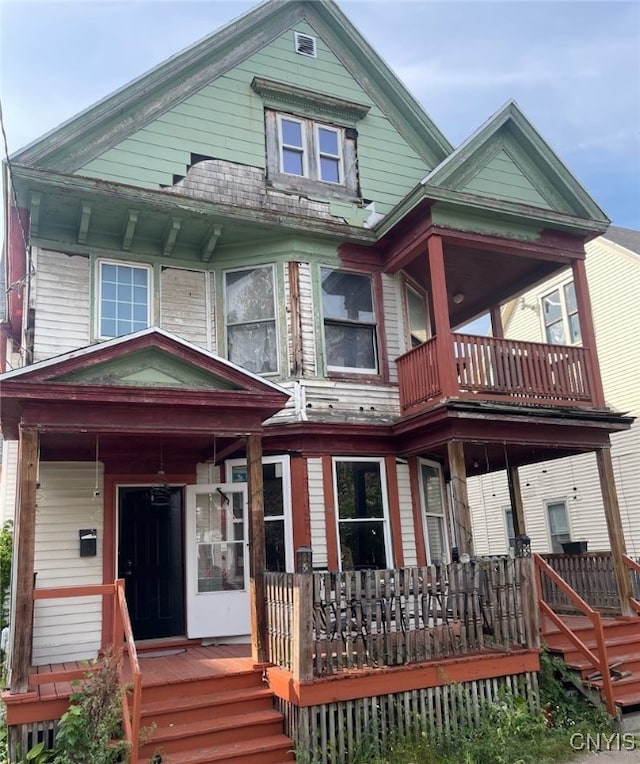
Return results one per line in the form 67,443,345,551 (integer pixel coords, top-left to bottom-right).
1,0,639,228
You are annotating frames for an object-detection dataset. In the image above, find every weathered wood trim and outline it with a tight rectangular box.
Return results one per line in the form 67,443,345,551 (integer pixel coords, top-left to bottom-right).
10,427,39,694
291,455,312,551
322,455,339,570
507,465,526,537
427,234,457,397
447,440,474,557
490,304,504,338
288,261,303,377
247,434,267,664
292,574,314,681
595,447,633,616
384,456,404,566
571,258,606,407
372,271,390,384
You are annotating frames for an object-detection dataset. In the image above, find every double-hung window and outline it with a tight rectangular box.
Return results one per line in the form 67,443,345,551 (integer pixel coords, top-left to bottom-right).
418,459,448,565
98,260,151,338
279,116,306,177
542,281,581,345
276,114,344,184
334,458,391,570
224,266,278,374
547,500,571,553
321,268,378,373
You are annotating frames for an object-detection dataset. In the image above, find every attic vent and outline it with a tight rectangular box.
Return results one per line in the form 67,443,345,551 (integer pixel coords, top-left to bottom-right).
294,32,317,58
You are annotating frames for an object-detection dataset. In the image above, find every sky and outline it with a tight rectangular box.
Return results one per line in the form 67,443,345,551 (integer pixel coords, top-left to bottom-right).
0,0,639,230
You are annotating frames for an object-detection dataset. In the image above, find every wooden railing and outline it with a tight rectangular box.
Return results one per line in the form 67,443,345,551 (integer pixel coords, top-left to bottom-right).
397,333,595,412
265,558,538,680
31,580,142,760
541,552,620,613
623,555,640,614
534,554,616,716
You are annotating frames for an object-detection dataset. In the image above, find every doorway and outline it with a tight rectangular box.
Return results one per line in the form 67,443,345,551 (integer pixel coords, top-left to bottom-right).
117,486,185,640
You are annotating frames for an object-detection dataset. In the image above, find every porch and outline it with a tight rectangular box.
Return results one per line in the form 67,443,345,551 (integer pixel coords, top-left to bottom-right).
397,333,597,414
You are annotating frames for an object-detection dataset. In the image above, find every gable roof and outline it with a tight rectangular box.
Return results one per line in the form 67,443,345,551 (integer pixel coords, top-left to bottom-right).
421,100,609,227
11,0,452,173
604,226,640,256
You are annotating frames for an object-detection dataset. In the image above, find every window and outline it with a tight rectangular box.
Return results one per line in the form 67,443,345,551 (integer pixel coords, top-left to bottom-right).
316,124,342,183
418,460,448,565
98,260,151,338
334,459,391,570
504,507,516,551
405,284,430,348
224,266,277,374
542,281,581,345
321,268,378,373
547,500,571,553
227,456,292,572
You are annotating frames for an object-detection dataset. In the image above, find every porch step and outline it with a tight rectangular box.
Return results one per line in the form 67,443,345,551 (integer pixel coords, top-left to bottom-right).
137,668,294,764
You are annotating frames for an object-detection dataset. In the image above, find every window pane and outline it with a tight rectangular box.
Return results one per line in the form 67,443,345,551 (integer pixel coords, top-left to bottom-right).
282,148,304,176
407,287,428,346
264,463,284,518
226,267,275,324
336,461,384,519
564,282,577,314
265,518,286,572
99,262,149,338
545,320,566,344
320,156,340,183
228,321,277,373
548,502,569,534
318,127,339,155
420,464,444,516
281,119,303,148
426,516,445,565
568,313,582,343
325,323,376,370
101,318,116,337
543,290,562,324
505,508,516,548
322,269,374,321
339,521,386,570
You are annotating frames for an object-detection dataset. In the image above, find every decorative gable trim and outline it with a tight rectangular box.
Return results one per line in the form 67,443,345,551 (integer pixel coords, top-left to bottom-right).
251,77,370,124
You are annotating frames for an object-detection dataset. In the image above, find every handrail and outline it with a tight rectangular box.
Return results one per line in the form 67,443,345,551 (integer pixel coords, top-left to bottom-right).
622,555,640,615
31,580,142,758
534,554,616,716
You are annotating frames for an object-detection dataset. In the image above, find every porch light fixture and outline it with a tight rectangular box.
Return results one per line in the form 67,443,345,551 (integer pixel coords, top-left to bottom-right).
514,535,531,558
453,293,464,304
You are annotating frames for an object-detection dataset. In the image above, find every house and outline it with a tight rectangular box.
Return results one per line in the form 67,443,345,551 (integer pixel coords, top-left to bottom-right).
1,1,637,761
468,227,640,559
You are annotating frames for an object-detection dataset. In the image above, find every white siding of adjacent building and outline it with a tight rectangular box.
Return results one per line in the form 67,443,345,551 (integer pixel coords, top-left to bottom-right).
31,463,104,665
307,458,328,569
0,441,18,525
33,249,91,362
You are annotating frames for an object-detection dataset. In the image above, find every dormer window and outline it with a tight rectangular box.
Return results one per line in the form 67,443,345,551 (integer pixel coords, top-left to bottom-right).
275,113,346,186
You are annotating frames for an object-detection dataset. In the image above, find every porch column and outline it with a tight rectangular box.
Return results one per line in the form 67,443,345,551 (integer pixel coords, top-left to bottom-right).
490,304,504,339
571,259,605,407
10,426,39,694
507,465,526,537
427,235,458,398
447,440,474,557
595,446,633,617
246,433,267,664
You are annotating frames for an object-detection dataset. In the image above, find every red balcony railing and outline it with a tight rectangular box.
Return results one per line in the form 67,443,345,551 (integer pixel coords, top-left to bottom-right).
397,334,596,413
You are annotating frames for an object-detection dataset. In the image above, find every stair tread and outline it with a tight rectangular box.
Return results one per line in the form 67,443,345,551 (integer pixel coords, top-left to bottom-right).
614,690,640,707
568,654,640,671
544,633,640,652
149,708,284,743
141,733,295,763
141,685,272,717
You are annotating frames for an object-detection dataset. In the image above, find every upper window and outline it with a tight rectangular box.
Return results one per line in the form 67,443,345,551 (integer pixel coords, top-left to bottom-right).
98,260,151,338
334,458,391,570
547,500,571,553
542,281,581,345
321,268,378,373
224,266,278,374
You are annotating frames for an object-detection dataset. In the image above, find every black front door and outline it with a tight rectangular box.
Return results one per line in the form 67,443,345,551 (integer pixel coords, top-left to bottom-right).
118,486,184,640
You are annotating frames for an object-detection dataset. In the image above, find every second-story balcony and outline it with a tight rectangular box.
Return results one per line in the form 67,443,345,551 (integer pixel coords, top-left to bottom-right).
397,333,598,415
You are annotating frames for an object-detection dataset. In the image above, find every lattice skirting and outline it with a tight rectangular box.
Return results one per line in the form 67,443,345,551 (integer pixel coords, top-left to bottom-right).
8,719,58,762
275,671,539,764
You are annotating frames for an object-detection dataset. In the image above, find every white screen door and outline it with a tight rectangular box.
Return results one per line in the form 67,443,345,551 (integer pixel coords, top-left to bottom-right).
185,483,249,638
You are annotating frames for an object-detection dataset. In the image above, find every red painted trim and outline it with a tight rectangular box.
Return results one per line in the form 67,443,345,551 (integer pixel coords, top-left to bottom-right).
322,455,339,570
337,243,385,270
427,235,457,397
409,457,427,566
267,649,540,707
382,210,433,275
384,456,403,566
3,695,69,726
571,259,605,407
291,455,311,550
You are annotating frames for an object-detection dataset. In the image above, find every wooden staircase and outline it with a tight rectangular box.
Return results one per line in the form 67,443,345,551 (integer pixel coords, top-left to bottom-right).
135,667,295,764
542,614,640,721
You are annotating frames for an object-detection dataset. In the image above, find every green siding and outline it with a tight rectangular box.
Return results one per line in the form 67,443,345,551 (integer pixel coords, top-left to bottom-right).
78,22,430,217
462,150,552,208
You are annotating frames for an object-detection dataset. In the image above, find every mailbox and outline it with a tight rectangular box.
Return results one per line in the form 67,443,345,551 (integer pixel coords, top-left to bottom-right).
79,529,97,557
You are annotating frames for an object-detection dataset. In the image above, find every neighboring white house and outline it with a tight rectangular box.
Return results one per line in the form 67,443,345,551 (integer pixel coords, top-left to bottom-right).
468,226,640,558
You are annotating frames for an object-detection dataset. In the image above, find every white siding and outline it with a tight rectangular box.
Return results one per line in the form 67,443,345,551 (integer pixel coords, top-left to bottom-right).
382,273,402,384
32,463,104,665
396,461,417,565
0,441,18,525
307,457,328,569
298,262,317,377
160,267,210,349
33,249,90,362
301,380,400,422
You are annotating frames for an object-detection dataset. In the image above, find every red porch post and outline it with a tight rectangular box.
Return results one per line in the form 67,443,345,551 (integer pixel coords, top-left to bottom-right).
10,426,39,694
247,433,267,664
427,235,458,398
490,304,504,339
447,440,474,557
571,259,605,407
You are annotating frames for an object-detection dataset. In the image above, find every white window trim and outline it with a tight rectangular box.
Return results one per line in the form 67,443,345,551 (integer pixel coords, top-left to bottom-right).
277,114,308,178
225,455,293,573
96,258,152,340
417,458,449,566
332,456,393,571
223,264,279,376
545,498,572,553
314,123,343,185
540,279,581,346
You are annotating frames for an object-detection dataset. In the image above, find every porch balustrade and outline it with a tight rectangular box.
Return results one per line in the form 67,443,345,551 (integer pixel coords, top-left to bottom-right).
397,334,595,413
265,557,538,680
